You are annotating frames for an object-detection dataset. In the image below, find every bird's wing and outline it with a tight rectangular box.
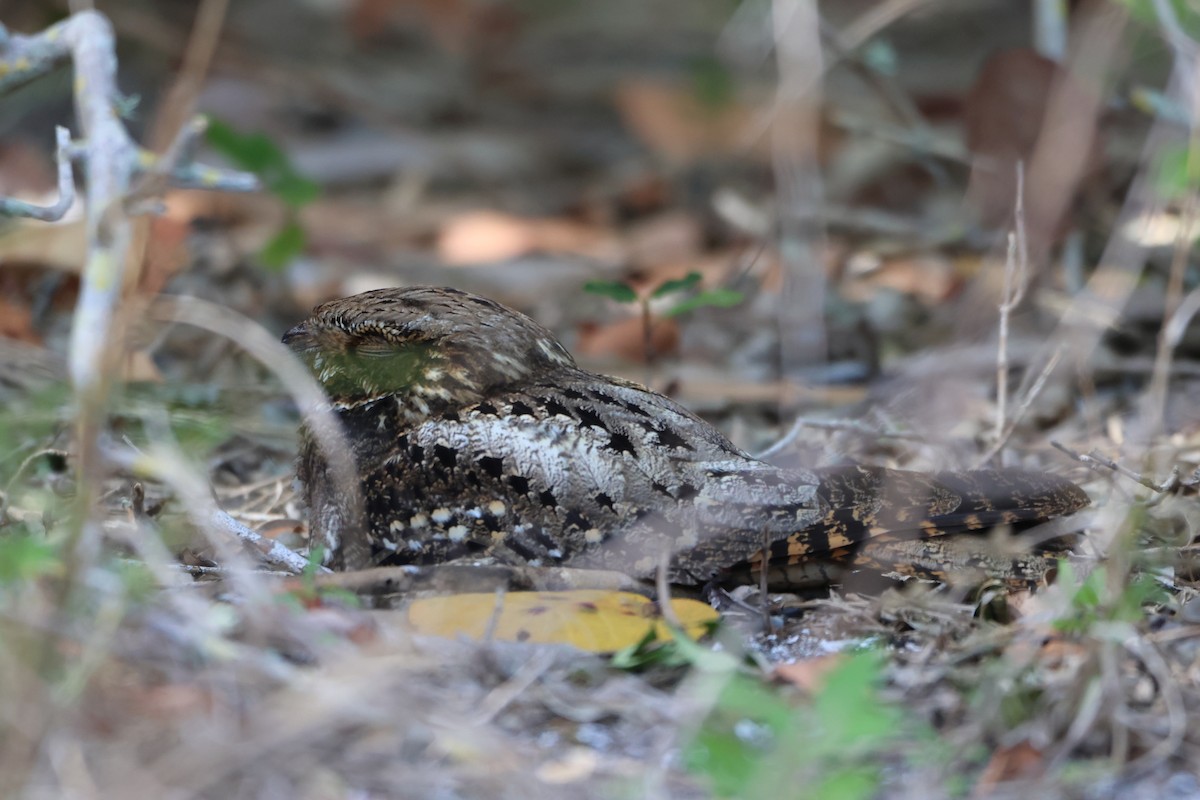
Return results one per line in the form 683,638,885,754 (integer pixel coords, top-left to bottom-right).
358,379,823,579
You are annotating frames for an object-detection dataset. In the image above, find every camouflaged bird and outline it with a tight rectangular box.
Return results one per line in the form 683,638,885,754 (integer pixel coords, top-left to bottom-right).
285,286,1089,589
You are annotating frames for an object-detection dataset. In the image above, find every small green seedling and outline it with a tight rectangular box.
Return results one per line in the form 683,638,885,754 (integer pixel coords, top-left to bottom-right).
205,119,319,270
584,272,743,364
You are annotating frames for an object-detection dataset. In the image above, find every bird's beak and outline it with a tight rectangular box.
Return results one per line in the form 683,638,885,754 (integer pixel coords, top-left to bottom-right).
283,322,315,352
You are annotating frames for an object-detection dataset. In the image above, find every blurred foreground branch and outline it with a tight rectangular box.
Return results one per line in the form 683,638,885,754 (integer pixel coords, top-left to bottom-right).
0,10,258,578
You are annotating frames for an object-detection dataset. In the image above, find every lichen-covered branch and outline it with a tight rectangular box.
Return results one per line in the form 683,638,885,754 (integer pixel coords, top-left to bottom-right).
0,11,258,390
0,126,74,220
59,117,260,195
0,10,260,588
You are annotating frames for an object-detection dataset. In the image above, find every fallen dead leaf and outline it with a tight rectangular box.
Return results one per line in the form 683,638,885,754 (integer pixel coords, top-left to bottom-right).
0,297,38,343
120,349,164,383
614,80,769,165
964,48,1102,237
576,316,679,363
129,683,219,722
625,210,703,269
974,740,1046,794
0,220,87,272
407,590,718,653
436,210,622,265
535,748,598,785
137,215,191,295
841,253,961,306
771,654,844,693
0,138,57,198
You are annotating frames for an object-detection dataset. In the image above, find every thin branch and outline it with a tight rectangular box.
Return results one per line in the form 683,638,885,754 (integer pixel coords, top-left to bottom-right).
145,295,366,566
0,127,75,221
759,526,773,635
0,19,72,94
839,0,936,51
1162,284,1200,352
755,415,923,461
976,346,1063,468
103,441,316,576
58,118,260,195
770,0,828,379
1122,636,1187,772
1051,441,1191,495
208,506,316,575
994,163,1030,445
149,0,231,150
137,117,259,194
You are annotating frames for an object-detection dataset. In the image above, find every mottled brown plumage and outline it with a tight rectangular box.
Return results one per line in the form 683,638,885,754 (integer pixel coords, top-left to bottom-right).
285,286,1089,588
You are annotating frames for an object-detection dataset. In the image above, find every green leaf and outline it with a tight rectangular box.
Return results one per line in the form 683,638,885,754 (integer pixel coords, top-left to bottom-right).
205,119,319,209
112,559,157,601
651,271,702,299
690,56,734,110
811,767,882,800
273,173,320,208
584,280,639,304
610,627,673,670
170,413,232,457
1118,0,1200,39
0,533,60,584
1153,143,1200,199
610,619,728,671
683,674,796,796
260,221,307,270
664,288,744,318
1132,87,1190,126
811,652,900,755
305,544,327,578
206,119,280,173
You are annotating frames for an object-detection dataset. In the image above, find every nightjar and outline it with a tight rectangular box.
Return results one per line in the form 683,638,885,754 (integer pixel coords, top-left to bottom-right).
284,286,1089,589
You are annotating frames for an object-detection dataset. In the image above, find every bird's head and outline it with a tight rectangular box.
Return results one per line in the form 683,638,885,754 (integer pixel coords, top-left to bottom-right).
284,286,577,417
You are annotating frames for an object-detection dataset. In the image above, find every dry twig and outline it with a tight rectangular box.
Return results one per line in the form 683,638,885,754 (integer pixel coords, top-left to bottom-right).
1051,441,1197,497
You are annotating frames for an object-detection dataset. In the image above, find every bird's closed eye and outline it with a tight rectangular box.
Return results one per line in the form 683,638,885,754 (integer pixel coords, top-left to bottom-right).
353,340,399,358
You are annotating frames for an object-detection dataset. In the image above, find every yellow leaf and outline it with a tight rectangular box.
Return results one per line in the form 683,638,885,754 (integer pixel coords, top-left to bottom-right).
407,590,718,653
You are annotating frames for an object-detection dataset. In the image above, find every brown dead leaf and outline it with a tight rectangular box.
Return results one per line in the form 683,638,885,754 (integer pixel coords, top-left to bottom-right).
436,210,622,266
0,220,87,272
625,211,703,269
615,80,769,165
255,519,307,554
771,654,844,693
535,748,598,785
304,606,379,646
0,138,56,198
614,171,671,217
138,215,191,296
974,740,1045,794
576,316,679,363
129,683,218,722
120,349,164,383
437,210,535,264
964,48,1103,237
162,189,286,257
257,518,306,541
841,253,960,305
349,0,519,54
1038,637,1090,667
0,297,38,343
